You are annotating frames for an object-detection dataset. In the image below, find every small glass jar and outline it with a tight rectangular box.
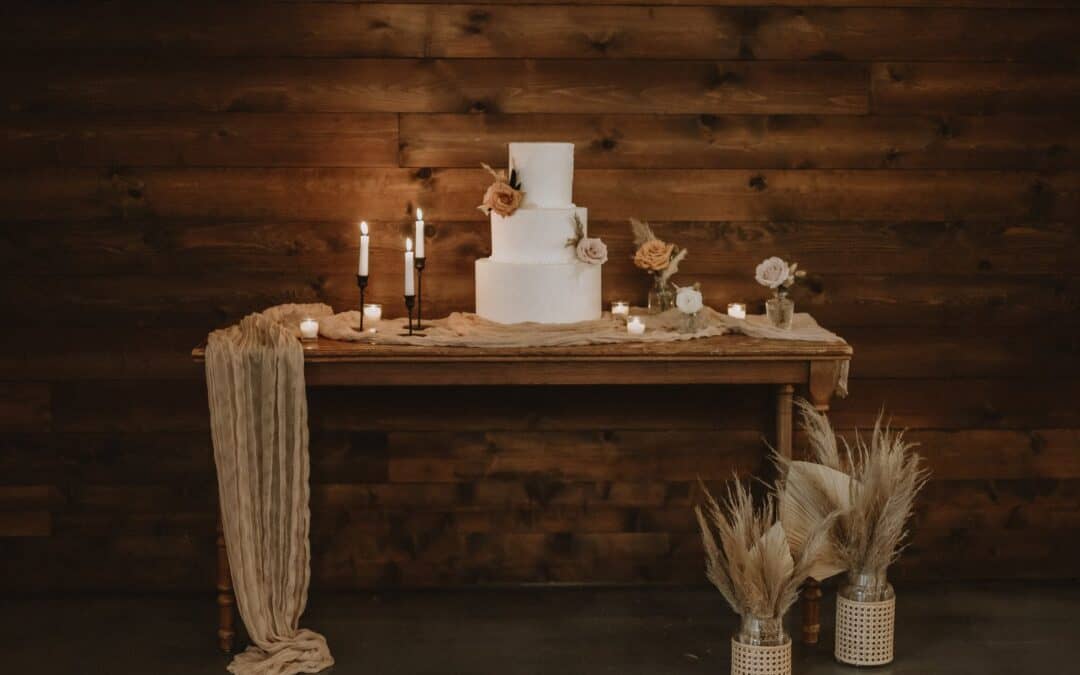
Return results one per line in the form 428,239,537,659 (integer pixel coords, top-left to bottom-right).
647,276,675,314
679,311,702,334
766,291,794,329
736,614,788,647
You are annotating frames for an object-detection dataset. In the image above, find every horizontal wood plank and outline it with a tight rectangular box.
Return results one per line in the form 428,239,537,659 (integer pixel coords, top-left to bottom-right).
2,168,1074,223
400,114,1080,170
3,58,868,115
5,5,1076,61
872,62,1080,114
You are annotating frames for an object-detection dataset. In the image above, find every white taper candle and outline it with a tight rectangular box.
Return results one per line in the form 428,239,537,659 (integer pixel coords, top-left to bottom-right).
358,220,369,276
404,238,415,296
415,207,425,258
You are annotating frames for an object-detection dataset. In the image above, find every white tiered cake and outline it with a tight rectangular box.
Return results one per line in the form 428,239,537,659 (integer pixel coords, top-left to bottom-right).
475,143,602,324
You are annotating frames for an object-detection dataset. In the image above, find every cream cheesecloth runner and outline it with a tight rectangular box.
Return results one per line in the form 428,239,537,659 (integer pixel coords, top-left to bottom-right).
205,309,334,675
313,305,850,396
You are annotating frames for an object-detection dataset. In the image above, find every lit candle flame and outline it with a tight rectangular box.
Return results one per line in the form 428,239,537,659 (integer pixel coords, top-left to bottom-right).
360,220,368,235
406,237,413,252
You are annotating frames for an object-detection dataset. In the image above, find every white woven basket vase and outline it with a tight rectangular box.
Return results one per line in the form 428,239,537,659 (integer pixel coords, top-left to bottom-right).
835,593,896,666
731,638,791,675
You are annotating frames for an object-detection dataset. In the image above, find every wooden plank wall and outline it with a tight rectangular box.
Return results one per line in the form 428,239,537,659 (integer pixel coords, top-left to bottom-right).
1,0,1078,590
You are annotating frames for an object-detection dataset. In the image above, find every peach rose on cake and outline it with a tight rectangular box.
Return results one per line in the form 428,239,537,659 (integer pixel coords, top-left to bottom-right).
480,181,524,217
575,237,608,265
633,239,675,271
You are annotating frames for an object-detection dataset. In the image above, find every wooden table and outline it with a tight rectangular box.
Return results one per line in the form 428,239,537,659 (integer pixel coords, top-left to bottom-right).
194,334,852,653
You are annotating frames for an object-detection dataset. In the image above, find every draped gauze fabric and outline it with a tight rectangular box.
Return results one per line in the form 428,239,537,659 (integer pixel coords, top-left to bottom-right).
205,307,334,675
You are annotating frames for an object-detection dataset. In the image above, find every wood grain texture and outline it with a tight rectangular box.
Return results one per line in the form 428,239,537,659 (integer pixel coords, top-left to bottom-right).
1,0,1077,591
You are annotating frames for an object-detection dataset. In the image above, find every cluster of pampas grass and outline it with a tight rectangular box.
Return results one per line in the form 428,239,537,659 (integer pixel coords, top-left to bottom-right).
775,400,929,579
695,478,834,620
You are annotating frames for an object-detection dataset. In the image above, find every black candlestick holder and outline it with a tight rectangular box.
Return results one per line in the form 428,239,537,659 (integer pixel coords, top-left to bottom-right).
403,294,416,336
414,257,426,330
356,274,369,331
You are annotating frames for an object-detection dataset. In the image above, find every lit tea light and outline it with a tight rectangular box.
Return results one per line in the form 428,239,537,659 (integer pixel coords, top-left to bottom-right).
299,318,319,340
611,301,630,318
627,316,646,336
363,303,383,322
727,302,747,320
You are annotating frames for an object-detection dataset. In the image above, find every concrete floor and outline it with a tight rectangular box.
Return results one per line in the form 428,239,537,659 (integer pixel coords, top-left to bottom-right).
4,583,1077,674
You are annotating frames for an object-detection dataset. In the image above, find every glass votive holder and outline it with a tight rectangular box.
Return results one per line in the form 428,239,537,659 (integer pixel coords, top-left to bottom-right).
611,301,630,320
727,302,747,320
299,318,319,340
363,303,383,322
627,316,646,336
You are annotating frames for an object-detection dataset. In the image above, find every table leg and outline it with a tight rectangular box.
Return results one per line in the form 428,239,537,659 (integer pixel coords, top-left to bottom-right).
801,578,823,645
775,384,794,460
217,515,236,654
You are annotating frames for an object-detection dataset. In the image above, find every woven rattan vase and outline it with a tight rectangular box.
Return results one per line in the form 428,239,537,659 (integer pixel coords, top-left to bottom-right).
835,571,896,666
731,616,792,675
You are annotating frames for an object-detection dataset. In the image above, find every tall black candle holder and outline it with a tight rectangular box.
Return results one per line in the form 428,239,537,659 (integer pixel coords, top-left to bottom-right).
414,256,426,330
402,294,416,336
356,274,369,331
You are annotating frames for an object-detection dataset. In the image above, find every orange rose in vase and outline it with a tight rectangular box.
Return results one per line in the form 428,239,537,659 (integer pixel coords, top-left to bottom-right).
633,239,675,271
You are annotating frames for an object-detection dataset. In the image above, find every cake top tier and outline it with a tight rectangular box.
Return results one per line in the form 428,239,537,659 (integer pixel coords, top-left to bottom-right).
508,143,574,208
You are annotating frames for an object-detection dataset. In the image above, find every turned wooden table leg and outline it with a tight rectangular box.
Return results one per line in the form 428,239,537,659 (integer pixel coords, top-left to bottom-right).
775,384,794,460
217,515,236,654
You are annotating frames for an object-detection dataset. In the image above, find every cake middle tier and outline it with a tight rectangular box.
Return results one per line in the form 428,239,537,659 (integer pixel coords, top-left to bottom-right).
491,207,587,264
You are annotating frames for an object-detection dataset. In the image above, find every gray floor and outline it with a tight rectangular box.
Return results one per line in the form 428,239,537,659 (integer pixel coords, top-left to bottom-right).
4,583,1078,674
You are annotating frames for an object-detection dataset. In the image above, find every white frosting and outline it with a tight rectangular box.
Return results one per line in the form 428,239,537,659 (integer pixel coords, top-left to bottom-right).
475,258,602,324
491,207,587,264
509,143,574,208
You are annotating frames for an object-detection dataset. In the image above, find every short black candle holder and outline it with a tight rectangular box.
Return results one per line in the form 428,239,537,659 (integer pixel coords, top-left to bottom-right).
402,294,416,336
414,257,426,330
356,274,369,331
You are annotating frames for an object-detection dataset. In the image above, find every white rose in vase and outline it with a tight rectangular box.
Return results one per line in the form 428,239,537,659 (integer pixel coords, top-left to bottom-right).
675,285,703,314
755,256,791,289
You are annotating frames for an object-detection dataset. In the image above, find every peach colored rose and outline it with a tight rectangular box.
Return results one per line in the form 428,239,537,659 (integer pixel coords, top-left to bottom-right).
575,237,608,265
634,239,675,271
480,181,524,217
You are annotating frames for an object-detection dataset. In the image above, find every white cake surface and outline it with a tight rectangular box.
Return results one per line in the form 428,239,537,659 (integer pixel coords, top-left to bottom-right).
509,143,574,208
475,258,602,324
491,207,587,264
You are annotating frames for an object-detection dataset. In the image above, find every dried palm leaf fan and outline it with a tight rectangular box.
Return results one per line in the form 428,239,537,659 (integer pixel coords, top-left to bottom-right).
695,478,834,675
773,399,929,666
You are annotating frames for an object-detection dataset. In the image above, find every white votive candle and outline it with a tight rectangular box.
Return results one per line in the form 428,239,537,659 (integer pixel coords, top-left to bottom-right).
727,302,747,319
611,301,630,318
627,316,646,336
299,318,319,340
404,238,415,296
363,303,383,322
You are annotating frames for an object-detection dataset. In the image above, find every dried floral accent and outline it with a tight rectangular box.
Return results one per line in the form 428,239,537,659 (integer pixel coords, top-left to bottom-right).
696,478,836,621
755,256,806,292
566,213,606,265
477,163,524,217
773,400,930,582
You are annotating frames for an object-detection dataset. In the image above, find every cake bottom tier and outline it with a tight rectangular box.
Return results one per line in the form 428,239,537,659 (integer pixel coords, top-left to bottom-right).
475,258,602,324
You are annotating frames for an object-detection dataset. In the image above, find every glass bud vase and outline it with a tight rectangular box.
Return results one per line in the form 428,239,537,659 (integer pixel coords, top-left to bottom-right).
679,311,701,334
732,615,791,675
765,291,794,329
836,570,896,667
647,277,675,314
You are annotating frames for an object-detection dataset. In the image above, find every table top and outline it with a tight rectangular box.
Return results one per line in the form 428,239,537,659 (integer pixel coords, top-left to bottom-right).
192,335,851,388
193,334,851,363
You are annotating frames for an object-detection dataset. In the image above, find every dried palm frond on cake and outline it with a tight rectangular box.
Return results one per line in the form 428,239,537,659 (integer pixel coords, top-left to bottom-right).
775,400,929,579
695,478,834,621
